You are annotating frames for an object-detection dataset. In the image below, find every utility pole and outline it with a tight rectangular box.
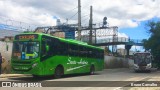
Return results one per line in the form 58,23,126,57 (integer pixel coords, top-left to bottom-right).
89,6,93,44
112,26,118,53
77,0,81,41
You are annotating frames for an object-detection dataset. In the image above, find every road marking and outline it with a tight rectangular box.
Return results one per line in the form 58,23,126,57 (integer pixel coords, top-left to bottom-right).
124,77,148,81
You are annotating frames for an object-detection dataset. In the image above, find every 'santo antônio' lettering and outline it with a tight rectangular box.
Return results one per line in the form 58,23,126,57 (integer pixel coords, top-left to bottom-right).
67,57,88,65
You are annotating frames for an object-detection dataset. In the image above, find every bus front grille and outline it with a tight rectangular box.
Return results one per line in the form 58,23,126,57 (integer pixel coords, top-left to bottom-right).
12,61,32,64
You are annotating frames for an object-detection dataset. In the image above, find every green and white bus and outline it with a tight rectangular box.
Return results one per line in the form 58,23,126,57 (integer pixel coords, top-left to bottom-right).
11,33,104,78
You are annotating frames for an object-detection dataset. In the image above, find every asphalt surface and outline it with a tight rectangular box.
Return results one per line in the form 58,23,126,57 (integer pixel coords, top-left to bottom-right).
0,68,160,90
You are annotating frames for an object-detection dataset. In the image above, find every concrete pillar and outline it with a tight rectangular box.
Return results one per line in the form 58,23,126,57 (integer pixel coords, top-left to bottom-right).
125,45,132,57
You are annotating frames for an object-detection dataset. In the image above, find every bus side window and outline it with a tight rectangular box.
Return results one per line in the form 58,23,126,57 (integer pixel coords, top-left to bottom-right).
68,44,79,57
83,47,87,57
41,40,46,57
92,49,96,58
101,50,104,59
94,49,98,59
44,41,50,55
58,42,68,55
87,48,92,58
50,38,59,56
91,49,95,58
79,46,86,57
96,50,100,59
41,36,53,60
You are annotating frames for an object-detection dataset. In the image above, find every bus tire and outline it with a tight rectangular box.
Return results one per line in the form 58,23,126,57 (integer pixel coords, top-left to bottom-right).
90,65,95,75
147,70,151,73
134,70,138,73
54,66,63,78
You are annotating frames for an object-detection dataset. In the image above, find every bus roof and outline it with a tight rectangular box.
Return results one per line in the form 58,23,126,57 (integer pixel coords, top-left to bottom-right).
15,33,103,50
58,36,103,50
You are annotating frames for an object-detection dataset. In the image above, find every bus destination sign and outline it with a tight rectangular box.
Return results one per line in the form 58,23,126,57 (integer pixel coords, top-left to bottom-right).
15,34,38,40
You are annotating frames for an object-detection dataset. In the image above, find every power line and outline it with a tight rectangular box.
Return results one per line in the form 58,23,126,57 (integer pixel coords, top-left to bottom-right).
60,6,78,17
69,6,78,12
66,12,78,24
68,12,78,20
0,15,39,26
81,14,90,18
0,15,38,31
82,17,89,23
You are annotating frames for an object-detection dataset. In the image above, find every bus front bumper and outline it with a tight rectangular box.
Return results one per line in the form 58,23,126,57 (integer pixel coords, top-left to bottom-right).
134,66,151,71
12,64,43,75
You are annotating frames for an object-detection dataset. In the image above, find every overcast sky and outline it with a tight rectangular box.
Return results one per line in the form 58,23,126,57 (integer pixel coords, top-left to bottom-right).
0,0,160,38
0,0,159,26
1,0,159,51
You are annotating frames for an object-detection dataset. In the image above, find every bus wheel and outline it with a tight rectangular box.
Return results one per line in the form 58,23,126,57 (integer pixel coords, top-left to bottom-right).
90,65,95,75
54,66,63,78
147,70,151,73
134,70,138,73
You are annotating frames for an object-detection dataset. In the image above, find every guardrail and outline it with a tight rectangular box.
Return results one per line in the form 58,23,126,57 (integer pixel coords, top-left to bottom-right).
97,37,143,45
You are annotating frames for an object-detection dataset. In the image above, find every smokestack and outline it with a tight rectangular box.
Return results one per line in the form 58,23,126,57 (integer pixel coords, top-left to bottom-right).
56,19,61,26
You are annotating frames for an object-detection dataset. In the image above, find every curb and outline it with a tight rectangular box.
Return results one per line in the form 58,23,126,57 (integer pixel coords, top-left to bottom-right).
0,74,30,78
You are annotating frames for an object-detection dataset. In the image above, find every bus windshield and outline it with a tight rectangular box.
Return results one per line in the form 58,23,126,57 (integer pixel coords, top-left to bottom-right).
12,41,39,60
134,53,151,64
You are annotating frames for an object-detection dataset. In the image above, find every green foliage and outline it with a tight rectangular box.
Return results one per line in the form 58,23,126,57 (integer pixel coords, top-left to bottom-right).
144,21,160,68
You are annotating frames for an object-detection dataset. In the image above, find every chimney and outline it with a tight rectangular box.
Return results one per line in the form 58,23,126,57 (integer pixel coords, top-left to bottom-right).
56,19,61,26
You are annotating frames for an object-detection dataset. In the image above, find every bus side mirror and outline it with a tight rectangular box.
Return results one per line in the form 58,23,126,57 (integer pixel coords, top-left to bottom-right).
46,45,49,52
6,45,9,51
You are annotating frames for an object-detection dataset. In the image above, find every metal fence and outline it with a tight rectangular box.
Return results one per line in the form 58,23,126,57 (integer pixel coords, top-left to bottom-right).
97,37,143,44
97,37,129,43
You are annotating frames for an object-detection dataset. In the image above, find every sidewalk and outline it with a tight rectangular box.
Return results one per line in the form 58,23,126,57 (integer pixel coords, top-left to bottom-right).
0,74,30,78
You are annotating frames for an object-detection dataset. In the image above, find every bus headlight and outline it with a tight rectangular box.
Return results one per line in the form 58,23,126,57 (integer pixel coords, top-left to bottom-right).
32,63,38,68
147,63,151,68
134,64,139,68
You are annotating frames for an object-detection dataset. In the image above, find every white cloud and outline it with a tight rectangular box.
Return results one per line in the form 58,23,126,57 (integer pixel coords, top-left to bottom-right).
117,45,144,52
117,32,145,52
0,0,57,30
118,32,128,38
117,32,144,51
0,0,160,30
90,0,160,28
117,32,128,49
130,46,145,52
107,18,138,28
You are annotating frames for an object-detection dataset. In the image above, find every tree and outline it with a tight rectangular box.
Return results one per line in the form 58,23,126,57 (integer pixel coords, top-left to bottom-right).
143,21,160,68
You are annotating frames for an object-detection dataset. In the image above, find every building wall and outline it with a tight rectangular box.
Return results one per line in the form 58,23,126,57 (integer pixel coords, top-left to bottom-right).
52,32,65,38
117,48,126,56
104,56,134,69
0,41,12,73
117,48,134,56
0,41,13,61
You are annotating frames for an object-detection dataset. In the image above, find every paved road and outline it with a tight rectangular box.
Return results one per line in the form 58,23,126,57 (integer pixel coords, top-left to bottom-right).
1,68,160,90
